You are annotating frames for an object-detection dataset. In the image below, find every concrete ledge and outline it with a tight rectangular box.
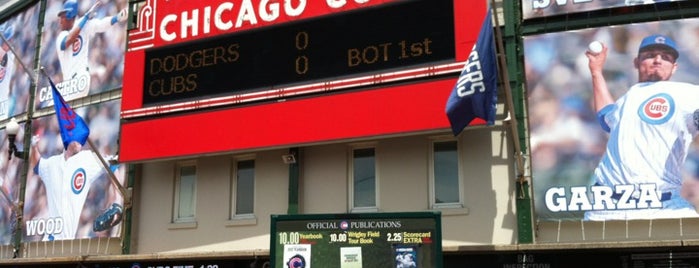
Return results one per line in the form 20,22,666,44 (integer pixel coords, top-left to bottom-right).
443,240,687,252
0,249,271,264
5,240,699,264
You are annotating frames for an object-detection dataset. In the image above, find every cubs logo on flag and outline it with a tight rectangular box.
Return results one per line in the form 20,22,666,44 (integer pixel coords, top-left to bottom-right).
445,8,498,136
48,77,90,150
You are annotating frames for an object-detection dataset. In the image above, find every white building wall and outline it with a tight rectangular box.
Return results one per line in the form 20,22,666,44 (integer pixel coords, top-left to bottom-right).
132,127,519,254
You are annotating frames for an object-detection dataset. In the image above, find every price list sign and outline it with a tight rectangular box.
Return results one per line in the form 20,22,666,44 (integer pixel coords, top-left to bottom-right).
271,212,442,268
142,0,455,106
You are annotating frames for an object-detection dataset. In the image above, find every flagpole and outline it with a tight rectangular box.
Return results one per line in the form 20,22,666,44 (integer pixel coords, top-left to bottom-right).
489,0,534,244
39,68,130,208
489,0,525,181
86,139,129,205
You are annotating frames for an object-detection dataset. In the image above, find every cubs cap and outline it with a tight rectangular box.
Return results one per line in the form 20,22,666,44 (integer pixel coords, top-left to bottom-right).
57,0,78,20
638,34,679,59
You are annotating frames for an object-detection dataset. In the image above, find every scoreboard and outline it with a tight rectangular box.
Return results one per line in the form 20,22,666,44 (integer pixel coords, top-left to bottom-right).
119,0,486,163
142,0,455,105
271,212,442,268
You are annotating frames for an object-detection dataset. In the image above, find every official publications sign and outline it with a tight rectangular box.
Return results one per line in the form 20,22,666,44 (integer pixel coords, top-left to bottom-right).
522,0,689,19
36,0,128,108
271,212,442,268
525,18,699,221
23,100,124,241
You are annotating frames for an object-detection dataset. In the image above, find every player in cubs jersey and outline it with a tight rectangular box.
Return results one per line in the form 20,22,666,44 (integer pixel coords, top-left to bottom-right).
31,141,104,240
584,34,699,220
55,0,127,99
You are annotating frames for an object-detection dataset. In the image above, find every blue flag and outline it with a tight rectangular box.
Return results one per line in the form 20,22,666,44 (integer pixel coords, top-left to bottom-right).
49,78,90,150
445,8,498,136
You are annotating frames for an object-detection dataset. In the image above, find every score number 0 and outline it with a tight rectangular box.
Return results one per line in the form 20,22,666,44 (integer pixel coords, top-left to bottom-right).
296,32,309,75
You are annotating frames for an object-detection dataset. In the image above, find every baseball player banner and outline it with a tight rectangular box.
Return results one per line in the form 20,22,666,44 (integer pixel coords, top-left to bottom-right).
36,0,128,109
0,121,26,246
522,0,689,20
23,98,124,242
445,8,498,136
0,2,40,120
525,17,699,221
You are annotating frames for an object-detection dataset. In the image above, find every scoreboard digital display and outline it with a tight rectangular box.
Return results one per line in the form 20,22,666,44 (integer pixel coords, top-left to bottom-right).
270,212,442,268
143,0,455,105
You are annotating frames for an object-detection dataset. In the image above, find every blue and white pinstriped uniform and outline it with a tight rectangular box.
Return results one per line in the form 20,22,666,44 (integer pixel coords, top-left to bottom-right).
35,150,103,240
586,81,699,220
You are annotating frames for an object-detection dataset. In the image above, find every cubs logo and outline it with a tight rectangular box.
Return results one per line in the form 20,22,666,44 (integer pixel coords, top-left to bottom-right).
286,254,306,268
340,220,349,230
0,67,5,83
654,36,667,44
638,93,675,125
71,168,86,194
72,35,84,56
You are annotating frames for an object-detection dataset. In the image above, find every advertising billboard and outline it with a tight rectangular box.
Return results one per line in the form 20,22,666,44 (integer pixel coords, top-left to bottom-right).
23,99,124,242
0,2,40,120
271,212,442,268
36,0,128,109
522,0,689,20
525,17,699,221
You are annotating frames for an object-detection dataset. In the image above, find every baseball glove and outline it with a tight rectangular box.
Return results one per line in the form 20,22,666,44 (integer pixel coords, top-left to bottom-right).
93,203,123,232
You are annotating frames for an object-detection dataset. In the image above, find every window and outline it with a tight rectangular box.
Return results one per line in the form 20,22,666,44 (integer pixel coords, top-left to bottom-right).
233,159,255,217
430,139,463,209
227,156,257,226
350,146,377,212
173,162,196,223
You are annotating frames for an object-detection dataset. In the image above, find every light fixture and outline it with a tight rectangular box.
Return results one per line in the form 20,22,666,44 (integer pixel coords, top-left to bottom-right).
6,118,23,160
282,154,296,164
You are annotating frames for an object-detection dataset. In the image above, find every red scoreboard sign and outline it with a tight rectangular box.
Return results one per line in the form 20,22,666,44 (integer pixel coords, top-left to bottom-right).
120,0,485,162
128,0,396,49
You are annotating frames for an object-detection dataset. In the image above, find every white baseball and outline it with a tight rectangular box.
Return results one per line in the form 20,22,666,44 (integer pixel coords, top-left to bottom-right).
588,41,603,54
